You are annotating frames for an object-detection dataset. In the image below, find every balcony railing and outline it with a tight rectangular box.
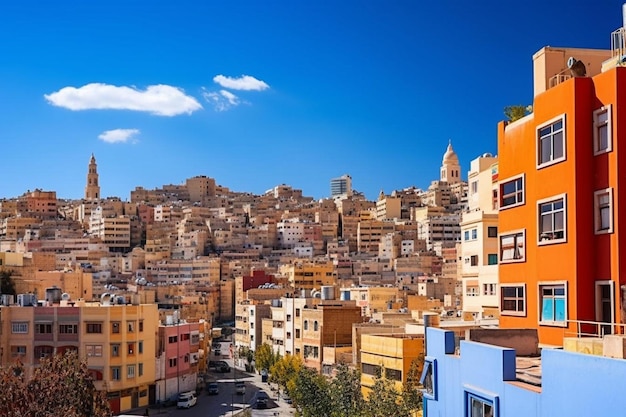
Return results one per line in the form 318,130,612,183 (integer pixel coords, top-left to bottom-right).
564,319,626,339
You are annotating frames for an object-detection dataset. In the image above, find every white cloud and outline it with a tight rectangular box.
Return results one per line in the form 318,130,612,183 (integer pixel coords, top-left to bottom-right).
44,83,202,116
213,75,269,91
98,128,140,144
202,89,243,112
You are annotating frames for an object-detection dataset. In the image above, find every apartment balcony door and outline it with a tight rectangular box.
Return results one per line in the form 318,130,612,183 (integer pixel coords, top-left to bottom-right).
595,281,614,335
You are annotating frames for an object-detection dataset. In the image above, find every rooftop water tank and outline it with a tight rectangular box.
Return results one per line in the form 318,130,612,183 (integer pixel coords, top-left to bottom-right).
321,286,335,300
45,286,62,304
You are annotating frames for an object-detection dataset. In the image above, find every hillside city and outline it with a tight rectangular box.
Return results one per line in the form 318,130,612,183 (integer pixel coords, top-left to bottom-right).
5,17,626,417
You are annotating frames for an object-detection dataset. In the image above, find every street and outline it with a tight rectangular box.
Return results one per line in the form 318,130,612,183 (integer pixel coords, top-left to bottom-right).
125,341,295,417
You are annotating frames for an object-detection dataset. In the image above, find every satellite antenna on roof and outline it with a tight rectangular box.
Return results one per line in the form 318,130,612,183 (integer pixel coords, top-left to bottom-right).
567,57,587,77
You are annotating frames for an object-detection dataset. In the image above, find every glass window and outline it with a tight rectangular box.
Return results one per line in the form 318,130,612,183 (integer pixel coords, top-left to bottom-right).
487,254,498,265
483,283,496,296
499,231,525,262
593,105,612,154
595,189,613,234
86,323,103,333
12,322,28,334
540,284,566,325
538,116,565,167
500,176,524,209
111,322,120,334
111,367,121,381
420,358,437,400
501,285,525,316
36,323,53,334
468,393,495,417
127,365,136,378
487,227,498,238
539,196,566,243
111,344,120,357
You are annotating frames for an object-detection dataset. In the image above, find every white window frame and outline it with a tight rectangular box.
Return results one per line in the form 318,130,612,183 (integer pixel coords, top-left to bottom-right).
499,174,525,210
464,387,499,417
593,105,612,155
11,322,29,334
499,229,525,263
500,283,526,316
537,194,567,245
537,113,566,168
595,280,615,333
538,281,567,327
127,364,136,379
594,188,613,234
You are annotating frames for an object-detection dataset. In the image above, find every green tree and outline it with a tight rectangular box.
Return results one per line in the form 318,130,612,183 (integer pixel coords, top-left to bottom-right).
291,367,332,417
0,350,112,417
330,364,365,417
504,104,532,122
0,270,16,296
400,358,424,414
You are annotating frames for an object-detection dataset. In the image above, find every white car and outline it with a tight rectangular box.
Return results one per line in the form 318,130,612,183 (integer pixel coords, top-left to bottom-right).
177,391,197,409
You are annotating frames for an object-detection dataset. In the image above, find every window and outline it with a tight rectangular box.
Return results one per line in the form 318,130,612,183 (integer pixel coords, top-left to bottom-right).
499,175,524,209
464,231,470,241
467,392,496,417
593,105,612,154
537,115,565,167
470,255,478,266
483,283,496,296
471,181,478,194
168,336,178,343
111,322,120,334
35,345,53,359
385,368,402,381
111,344,120,357
127,321,135,332
12,322,28,334
127,365,136,378
303,321,308,330
595,188,613,234
540,283,567,325
487,227,498,238
471,229,477,240
466,285,479,297
128,343,135,355
499,231,525,262
295,329,301,338
59,324,78,334
487,254,498,265
501,284,525,316
111,367,121,381
169,358,177,367
295,308,300,317
420,357,437,400
139,321,144,332
10,346,26,357
286,314,292,322
139,363,144,377
538,195,566,243
36,323,53,334
86,344,103,357
138,341,143,354
362,363,381,377
86,323,102,334
313,321,319,331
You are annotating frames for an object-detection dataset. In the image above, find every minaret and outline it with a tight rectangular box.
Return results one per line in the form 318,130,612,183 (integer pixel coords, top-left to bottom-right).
85,154,100,200
440,140,461,184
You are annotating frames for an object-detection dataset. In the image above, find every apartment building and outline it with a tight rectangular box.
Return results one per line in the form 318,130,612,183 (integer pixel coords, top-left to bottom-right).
459,154,499,319
497,42,622,346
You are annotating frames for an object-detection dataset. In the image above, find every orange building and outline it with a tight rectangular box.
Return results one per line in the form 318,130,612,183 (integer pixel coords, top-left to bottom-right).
496,44,626,346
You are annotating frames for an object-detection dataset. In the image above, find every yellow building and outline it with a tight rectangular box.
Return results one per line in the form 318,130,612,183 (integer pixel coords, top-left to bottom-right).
360,333,424,396
0,300,158,415
279,259,336,291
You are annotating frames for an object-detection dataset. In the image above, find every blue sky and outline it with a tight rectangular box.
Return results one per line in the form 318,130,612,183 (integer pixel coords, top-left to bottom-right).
0,1,623,201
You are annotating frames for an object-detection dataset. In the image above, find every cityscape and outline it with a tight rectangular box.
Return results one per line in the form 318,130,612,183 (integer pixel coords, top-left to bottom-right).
4,2,626,417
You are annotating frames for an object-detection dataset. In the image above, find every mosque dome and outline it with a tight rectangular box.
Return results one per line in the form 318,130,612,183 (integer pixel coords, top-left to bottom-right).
442,142,459,164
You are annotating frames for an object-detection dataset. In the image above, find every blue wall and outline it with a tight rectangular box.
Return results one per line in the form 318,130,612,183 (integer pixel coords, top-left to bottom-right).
424,328,626,417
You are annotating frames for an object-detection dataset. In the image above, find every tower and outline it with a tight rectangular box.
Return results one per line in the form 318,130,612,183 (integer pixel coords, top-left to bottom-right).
440,140,461,184
330,174,352,198
85,154,100,200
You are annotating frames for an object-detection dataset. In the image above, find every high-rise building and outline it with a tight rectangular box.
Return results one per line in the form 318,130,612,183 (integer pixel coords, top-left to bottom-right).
85,154,100,200
330,174,352,198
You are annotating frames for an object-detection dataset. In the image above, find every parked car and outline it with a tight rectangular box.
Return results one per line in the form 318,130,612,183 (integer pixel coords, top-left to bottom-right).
177,391,197,409
206,382,219,395
209,360,231,373
235,381,245,395
255,390,269,409
282,392,293,404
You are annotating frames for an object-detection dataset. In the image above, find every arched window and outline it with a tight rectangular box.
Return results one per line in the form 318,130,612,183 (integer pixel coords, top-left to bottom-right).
304,320,308,330
314,321,319,331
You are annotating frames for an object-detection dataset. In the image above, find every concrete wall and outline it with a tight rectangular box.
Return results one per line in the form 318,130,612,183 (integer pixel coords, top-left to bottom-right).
425,328,626,417
469,328,539,356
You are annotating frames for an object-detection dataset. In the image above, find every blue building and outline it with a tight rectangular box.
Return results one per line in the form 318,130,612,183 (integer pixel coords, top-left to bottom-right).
422,327,626,417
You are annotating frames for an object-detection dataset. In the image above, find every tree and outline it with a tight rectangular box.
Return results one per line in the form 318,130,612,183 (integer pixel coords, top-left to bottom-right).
238,346,255,371
0,350,112,417
0,270,16,296
291,367,332,417
329,364,365,417
269,354,302,393
400,358,424,414
254,343,277,373
504,105,532,122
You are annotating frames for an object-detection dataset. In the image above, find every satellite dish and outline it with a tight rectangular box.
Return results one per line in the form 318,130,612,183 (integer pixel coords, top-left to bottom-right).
567,57,587,77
